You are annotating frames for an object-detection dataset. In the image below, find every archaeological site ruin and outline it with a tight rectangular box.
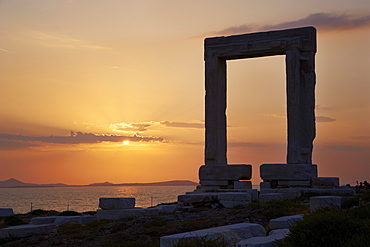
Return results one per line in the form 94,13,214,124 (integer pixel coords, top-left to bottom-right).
179,27,353,206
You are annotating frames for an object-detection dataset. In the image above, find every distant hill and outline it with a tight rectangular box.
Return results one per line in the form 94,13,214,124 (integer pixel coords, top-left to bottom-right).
0,178,68,188
0,178,198,188
89,180,199,187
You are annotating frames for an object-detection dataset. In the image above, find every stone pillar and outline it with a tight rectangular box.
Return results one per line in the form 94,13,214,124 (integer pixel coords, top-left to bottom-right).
204,55,227,166
286,48,316,164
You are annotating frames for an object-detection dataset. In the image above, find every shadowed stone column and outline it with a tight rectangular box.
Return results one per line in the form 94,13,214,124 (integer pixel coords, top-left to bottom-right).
286,48,316,164
204,56,227,166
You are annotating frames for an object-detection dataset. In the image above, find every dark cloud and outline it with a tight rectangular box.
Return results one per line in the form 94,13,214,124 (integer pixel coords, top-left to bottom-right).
349,136,370,141
316,116,336,122
264,13,370,32
228,142,264,148
112,122,152,132
205,13,370,37
325,144,369,152
0,131,164,150
160,121,204,129
316,105,331,111
0,139,41,150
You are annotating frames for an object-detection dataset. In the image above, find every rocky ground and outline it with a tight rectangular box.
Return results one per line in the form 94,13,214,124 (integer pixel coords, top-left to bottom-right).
0,200,309,247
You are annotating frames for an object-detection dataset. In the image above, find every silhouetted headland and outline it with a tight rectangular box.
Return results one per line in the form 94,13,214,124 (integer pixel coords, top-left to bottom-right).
0,178,198,188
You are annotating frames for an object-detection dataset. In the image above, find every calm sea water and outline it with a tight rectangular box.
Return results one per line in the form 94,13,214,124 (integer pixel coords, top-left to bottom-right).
0,186,197,214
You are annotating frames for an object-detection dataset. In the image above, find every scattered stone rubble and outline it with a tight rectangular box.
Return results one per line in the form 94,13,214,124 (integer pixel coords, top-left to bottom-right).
0,194,349,245
96,197,159,220
0,208,14,217
160,214,304,247
0,214,95,240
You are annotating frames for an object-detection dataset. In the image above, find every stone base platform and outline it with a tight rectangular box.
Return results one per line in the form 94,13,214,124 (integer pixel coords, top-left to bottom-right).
96,208,159,220
198,164,252,191
260,187,355,200
178,190,258,209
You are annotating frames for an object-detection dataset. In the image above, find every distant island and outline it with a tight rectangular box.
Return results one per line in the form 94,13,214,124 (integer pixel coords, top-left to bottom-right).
0,178,198,188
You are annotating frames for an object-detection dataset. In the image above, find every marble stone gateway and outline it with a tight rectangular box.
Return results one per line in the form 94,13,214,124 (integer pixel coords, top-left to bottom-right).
182,26,353,204
198,26,317,190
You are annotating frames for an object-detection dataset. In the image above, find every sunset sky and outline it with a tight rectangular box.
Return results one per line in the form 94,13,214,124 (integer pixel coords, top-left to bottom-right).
1,0,369,185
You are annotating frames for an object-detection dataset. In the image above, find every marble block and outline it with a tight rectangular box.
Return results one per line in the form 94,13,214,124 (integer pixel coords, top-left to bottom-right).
99,197,135,210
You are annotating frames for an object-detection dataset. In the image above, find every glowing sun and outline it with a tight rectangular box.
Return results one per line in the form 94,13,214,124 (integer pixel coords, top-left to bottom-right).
122,140,130,145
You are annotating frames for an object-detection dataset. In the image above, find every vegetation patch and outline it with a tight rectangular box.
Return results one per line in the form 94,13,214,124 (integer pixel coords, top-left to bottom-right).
276,204,370,247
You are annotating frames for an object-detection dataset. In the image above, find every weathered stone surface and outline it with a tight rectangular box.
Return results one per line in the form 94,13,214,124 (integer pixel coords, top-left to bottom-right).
31,215,96,225
199,164,252,180
302,187,355,195
269,215,303,230
96,208,158,220
0,224,57,239
237,229,290,247
0,208,14,217
260,164,317,180
260,182,271,189
269,228,291,238
178,193,218,204
153,205,178,213
259,193,284,202
99,197,135,210
200,180,229,186
160,223,266,247
260,188,303,200
218,192,252,202
204,27,317,166
310,196,342,212
234,181,252,190
311,177,339,188
220,201,251,208
31,216,57,225
277,180,311,187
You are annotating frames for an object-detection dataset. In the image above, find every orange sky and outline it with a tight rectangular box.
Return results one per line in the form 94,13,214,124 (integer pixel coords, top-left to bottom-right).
0,0,369,185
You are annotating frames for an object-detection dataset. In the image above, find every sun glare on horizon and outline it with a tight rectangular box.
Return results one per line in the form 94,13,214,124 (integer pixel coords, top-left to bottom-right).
122,140,130,145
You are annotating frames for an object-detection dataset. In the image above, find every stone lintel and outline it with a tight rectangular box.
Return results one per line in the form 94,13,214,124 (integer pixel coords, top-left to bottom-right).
205,26,316,60
199,164,252,181
260,164,317,181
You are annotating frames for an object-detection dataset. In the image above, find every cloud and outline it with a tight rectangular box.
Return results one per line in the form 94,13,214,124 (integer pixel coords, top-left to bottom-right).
265,113,286,118
160,121,204,129
28,31,108,50
0,139,41,150
316,105,331,111
265,113,335,122
349,136,370,141
204,12,370,37
324,144,369,152
110,122,154,132
316,116,336,122
0,131,164,150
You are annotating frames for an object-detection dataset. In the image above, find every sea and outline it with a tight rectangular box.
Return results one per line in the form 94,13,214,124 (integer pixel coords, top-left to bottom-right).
0,185,260,214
